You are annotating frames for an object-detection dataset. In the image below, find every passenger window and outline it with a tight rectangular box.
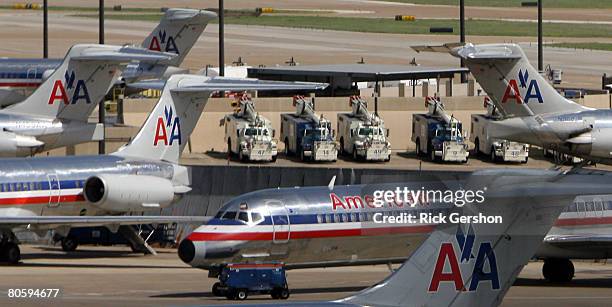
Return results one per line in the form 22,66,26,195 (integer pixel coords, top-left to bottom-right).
238,212,249,223
222,211,237,220
250,212,264,224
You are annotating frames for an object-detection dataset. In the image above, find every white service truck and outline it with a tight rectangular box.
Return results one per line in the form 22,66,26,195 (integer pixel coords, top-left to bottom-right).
337,96,391,162
223,95,278,162
470,98,529,163
412,96,469,163
280,96,337,162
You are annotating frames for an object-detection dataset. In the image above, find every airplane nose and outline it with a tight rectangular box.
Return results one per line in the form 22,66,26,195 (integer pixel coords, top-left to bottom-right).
178,239,196,264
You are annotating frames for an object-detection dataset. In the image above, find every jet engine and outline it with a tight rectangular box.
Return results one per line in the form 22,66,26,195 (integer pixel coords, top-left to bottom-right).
83,174,176,212
41,69,55,82
0,130,44,157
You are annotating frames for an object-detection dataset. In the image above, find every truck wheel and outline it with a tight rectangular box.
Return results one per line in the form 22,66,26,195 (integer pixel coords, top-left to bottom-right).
239,150,246,162
284,138,291,156
227,139,232,157
428,143,437,162
236,289,248,300
490,146,497,162
226,288,236,300
300,150,306,162
279,288,290,299
339,138,345,155
212,282,222,296
272,155,277,162
522,157,529,164
385,154,391,162
415,139,421,157
271,289,280,299
352,147,359,161
474,138,480,156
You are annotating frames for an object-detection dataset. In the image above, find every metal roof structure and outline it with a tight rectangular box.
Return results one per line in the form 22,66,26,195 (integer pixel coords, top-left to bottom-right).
248,64,468,82
247,64,468,96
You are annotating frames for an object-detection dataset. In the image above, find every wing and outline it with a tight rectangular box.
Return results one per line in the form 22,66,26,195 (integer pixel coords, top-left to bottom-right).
128,76,328,92
0,215,210,229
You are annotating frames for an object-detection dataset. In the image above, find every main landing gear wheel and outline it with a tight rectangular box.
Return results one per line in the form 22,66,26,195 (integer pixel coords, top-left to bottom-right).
542,258,574,282
2,242,21,264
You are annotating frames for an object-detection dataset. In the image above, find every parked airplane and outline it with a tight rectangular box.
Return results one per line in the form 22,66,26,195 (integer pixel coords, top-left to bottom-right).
179,168,612,284
195,170,578,306
0,44,175,157
0,74,327,264
417,43,612,164
0,8,215,106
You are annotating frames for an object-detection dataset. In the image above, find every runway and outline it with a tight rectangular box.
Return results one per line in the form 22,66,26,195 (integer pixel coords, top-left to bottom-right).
0,245,610,307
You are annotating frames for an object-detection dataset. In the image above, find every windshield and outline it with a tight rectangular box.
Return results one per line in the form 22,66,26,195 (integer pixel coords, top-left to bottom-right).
437,126,463,140
244,127,268,136
358,127,382,136
305,128,328,140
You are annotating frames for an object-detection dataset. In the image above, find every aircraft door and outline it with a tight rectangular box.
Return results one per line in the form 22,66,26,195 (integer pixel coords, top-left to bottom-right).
47,174,61,207
26,68,37,80
594,198,604,218
267,201,290,244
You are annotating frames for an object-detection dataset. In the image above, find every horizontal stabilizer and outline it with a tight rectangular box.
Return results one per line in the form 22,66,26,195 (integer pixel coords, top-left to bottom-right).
129,77,329,92
411,42,464,53
176,77,328,92
72,46,177,63
451,43,522,60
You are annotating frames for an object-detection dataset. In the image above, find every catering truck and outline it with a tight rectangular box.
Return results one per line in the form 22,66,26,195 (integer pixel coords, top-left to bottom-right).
470,97,529,163
280,96,337,162
223,95,277,162
412,96,469,163
337,96,391,162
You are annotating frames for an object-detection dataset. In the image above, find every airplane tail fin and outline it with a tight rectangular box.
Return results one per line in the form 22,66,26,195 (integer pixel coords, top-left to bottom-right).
141,8,217,67
449,43,588,117
5,44,175,121
341,169,612,307
115,76,327,163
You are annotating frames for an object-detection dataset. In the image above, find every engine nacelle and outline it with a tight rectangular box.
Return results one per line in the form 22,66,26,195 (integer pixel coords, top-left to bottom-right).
41,69,55,82
83,174,176,212
0,130,44,157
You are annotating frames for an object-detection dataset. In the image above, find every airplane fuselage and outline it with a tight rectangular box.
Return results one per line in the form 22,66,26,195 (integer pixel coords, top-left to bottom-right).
0,58,173,106
0,154,178,232
492,109,612,163
180,173,612,270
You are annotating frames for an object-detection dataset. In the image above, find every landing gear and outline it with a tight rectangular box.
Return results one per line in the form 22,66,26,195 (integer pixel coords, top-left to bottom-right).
542,258,574,282
0,231,21,264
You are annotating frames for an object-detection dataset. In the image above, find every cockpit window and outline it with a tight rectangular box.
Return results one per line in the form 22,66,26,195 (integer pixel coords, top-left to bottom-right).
214,211,224,219
238,212,249,223
251,212,264,224
222,211,237,220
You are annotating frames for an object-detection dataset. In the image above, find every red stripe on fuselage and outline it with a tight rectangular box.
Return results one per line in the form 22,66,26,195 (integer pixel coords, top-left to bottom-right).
0,194,84,206
0,82,41,87
555,216,612,227
187,225,435,242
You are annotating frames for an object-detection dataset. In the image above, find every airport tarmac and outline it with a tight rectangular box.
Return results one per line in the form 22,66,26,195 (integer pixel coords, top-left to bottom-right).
1,9,611,88
0,244,610,307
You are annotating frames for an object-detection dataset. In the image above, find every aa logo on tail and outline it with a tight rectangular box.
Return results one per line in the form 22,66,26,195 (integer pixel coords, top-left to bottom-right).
428,225,500,292
148,29,179,54
502,69,543,104
154,105,182,146
48,71,91,105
